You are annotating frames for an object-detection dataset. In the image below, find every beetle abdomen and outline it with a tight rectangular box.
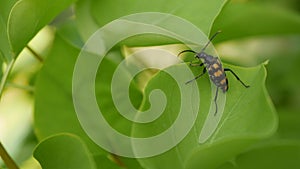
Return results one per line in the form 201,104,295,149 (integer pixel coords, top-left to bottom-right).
206,59,228,93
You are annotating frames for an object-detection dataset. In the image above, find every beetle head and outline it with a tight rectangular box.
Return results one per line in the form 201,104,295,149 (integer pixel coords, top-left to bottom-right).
196,52,207,59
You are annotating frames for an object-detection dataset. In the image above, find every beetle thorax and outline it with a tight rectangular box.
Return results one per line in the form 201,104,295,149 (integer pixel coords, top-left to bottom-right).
196,52,215,64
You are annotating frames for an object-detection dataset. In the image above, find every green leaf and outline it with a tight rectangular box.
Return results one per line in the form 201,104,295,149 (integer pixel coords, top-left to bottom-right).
217,141,300,169
34,2,280,168
0,58,3,79
56,19,85,48
93,154,123,169
34,133,97,169
34,34,104,155
7,0,76,56
276,109,300,139
132,63,277,169
211,1,300,43
74,0,100,41
0,0,19,21
93,154,144,169
91,0,226,34
0,0,18,62
34,33,144,168
266,51,300,140
75,0,227,46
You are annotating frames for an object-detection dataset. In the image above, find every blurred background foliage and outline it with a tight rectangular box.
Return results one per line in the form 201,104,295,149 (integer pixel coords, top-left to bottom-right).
0,0,300,168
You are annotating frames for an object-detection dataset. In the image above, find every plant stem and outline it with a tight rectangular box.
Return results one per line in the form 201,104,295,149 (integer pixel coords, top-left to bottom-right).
5,82,34,92
110,153,126,168
26,45,44,62
0,59,19,168
0,59,15,100
0,142,19,169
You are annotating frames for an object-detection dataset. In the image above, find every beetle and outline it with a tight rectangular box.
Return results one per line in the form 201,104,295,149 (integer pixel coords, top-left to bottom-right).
178,31,250,116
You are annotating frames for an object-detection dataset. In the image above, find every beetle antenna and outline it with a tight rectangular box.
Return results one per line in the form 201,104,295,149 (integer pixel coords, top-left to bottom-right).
201,30,222,52
177,49,197,57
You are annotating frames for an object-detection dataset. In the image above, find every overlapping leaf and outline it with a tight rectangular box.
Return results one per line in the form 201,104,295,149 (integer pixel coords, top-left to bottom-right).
34,134,97,169
7,0,76,56
211,1,300,43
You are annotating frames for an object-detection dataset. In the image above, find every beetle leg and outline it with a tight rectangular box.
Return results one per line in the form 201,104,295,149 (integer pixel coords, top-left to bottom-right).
224,68,250,88
214,87,219,116
178,49,196,57
185,67,207,84
189,62,204,67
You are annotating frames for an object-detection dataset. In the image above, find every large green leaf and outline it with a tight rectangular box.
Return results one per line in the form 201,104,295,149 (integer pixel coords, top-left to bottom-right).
34,1,279,168
0,0,16,86
0,0,18,62
74,0,100,41
132,63,277,169
7,0,76,56
91,0,226,34
34,33,144,168
34,34,105,155
217,141,300,169
34,134,97,169
0,59,2,80
75,0,227,46
93,154,123,169
266,50,300,140
0,0,18,22
211,1,300,43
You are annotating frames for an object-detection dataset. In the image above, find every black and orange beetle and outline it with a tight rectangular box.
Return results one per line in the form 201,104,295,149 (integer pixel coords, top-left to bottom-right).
178,31,250,116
